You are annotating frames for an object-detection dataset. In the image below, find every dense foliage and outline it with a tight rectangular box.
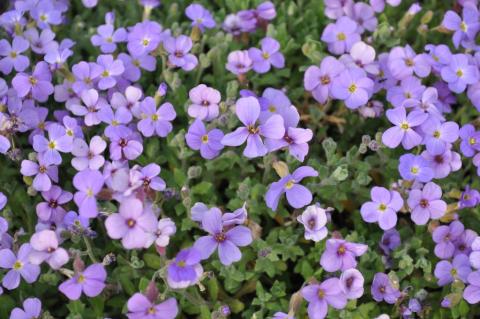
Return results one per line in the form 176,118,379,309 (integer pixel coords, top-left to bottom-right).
1,0,480,318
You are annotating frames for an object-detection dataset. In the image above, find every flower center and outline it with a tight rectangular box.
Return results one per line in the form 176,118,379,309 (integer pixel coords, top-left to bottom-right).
48,141,56,149
401,122,409,130
86,188,94,197
318,288,325,298
201,100,210,106
456,69,464,77
174,51,184,58
111,120,119,126
29,76,37,85
247,125,259,134
348,84,357,93
460,21,467,32
101,70,110,77
214,232,226,242
469,137,476,145
13,260,23,270
346,277,354,289
77,274,85,283
126,218,136,228
308,218,316,229
201,135,209,143
420,199,429,208
433,130,441,138
147,307,156,314
177,260,186,268
337,32,346,41
106,37,113,43
268,105,276,113
410,166,419,174
151,114,159,121
10,51,17,58
285,180,295,189
379,285,386,293
262,52,270,59
142,38,150,46
378,203,387,211
405,58,414,67
337,244,346,255
119,138,128,147
434,155,444,164
450,268,457,276
49,199,58,208
320,75,330,85
39,165,47,173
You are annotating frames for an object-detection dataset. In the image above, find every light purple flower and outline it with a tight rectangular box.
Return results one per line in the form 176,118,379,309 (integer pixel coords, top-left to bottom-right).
360,186,403,230
96,54,125,90
36,185,72,221
59,263,106,300
434,254,471,286
387,45,431,80
301,278,347,319
371,273,401,304
340,268,364,299
185,4,216,31
398,153,434,183
164,35,198,71
119,52,157,82
324,0,354,19
91,24,127,53
265,166,318,210
459,124,480,157
71,136,107,171
127,21,164,56
226,50,252,75
331,68,374,109
187,84,221,121
0,244,40,290
442,5,480,48
73,169,104,218
0,192,6,211
342,41,379,75
167,248,203,289
386,76,425,108
304,56,345,104
441,53,479,93
71,61,102,94
109,127,143,160
433,221,464,259
98,105,133,138
463,270,480,304
70,89,109,127
422,147,462,179
137,98,176,137
155,218,176,247
9,298,41,319
248,37,285,73
382,107,427,150
407,182,446,225
347,2,377,33
20,154,58,192
379,229,401,255
29,230,69,270
12,61,53,102
33,123,73,165
127,295,178,319
0,36,29,74
105,198,157,249
31,1,62,29
185,119,224,160
320,239,367,272
297,204,328,242
321,17,360,55
193,208,252,266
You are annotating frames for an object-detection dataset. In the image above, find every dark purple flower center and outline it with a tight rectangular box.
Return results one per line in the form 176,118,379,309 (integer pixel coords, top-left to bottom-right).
320,75,330,85
39,165,47,173
236,63,245,69
201,100,210,106
420,199,429,208
434,155,444,164
49,199,58,208
174,51,184,58
143,178,151,187
308,218,316,229
47,247,55,253
346,277,354,289
247,125,259,134
214,232,226,243
337,244,346,255
126,218,136,228
284,134,293,144
119,138,128,147
379,285,386,293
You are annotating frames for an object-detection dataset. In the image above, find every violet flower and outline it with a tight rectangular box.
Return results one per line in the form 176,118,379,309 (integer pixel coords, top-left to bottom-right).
382,107,427,150
155,218,176,247
36,185,72,221
442,5,480,48
340,268,364,299
109,127,143,160
71,136,107,171
226,50,252,75
127,294,178,319
331,68,374,109
167,247,203,289
248,37,285,73
321,17,360,55
0,36,30,74
73,169,104,218
320,238,368,272
463,270,480,304
20,154,58,192
296,204,328,242
360,186,403,230
185,3,216,32
137,98,176,137
29,229,69,270
301,278,347,319
398,153,434,183
164,35,198,71
304,56,345,104
407,182,447,225
434,254,471,286
33,123,73,165
12,61,53,102
9,298,41,319
70,88,109,127
59,263,107,300
0,244,40,290
187,84,221,121
440,53,479,94
433,221,464,259
185,119,224,160
91,24,127,53
371,273,401,304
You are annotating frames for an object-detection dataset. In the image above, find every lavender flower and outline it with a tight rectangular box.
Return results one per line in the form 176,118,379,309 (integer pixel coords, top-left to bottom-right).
297,204,328,242
187,84,220,121
0,244,40,290
91,24,127,53
155,218,176,247
304,56,345,104
96,54,125,90
440,53,479,94
331,68,374,109
109,127,143,160
29,230,69,269
360,186,403,230
127,295,178,319
340,268,364,299
12,61,53,102
71,136,107,171
379,229,401,255
371,273,401,304
459,124,480,157
0,36,30,74
248,37,285,73
442,5,480,48
421,118,459,155
301,278,347,319
33,123,73,165
71,61,101,94
127,21,164,56
407,182,447,225
226,50,252,75
138,98,176,137
73,169,104,218
321,17,360,55
59,263,106,300
167,247,203,289
222,96,284,158
320,239,367,272
164,35,198,71
36,185,72,221
434,254,471,286
265,166,318,210
185,3,216,32
398,153,434,183
186,119,224,159
193,208,252,266
20,154,58,192
382,107,427,150
464,271,480,304
433,221,464,259
70,89,109,127
387,45,431,80
9,298,41,319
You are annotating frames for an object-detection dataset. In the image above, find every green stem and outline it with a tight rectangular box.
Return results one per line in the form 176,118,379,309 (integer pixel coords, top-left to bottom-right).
83,236,98,263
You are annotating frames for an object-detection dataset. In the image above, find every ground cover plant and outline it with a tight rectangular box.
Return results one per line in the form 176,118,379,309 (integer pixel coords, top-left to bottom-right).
0,0,480,318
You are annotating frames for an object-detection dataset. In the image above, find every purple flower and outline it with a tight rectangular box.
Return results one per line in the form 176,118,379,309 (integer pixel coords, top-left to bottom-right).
422,147,462,179
111,86,143,117
59,263,106,300
331,68,374,109
442,5,480,48
0,192,6,211
371,273,401,304
12,61,53,102
222,96,284,158
321,17,360,55
387,45,431,80
301,278,347,319
33,124,73,165
0,244,40,290
185,4,216,31
398,153,434,183
127,295,178,319
342,41,379,75
109,127,143,160
119,52,157,82
256,1,277,22
193,208,252,266
164,35,198,71
421,118,459,155
379,229,401,255
304,56,345,104
36,186,72,222
433,221,464,259
360,186,403,230
272,312,293,319
297,204,328,242
29,230,69,270
324,0,354,19
441,53,479,93
73,169,104,218
248,37,285,73
320,239,367,272
187,84,221,121
382,107,427,149
434,254,471,286
0,36,29,74
98,105,133,138
167,248,203,289
105,198,157,249
155,218,176,247
464,271,480,304
186,119,224,160
386,76,425,109
130,163,167,194
72,61,102,94
407,182,447,225
20,154,58,192
226,50,252,75
70,89,109,127
96,54,125,90
9,298,41,319
71,136,107,171
31,1,62,29
91,24,127,53
459,124,480,157
460,185,480,208
127,21,164,56
137,98,176,137
347,2,377,33
265,166,318,210
340,268,364,299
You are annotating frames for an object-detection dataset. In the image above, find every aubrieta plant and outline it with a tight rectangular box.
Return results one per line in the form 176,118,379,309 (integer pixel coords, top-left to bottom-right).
1,0,480,318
